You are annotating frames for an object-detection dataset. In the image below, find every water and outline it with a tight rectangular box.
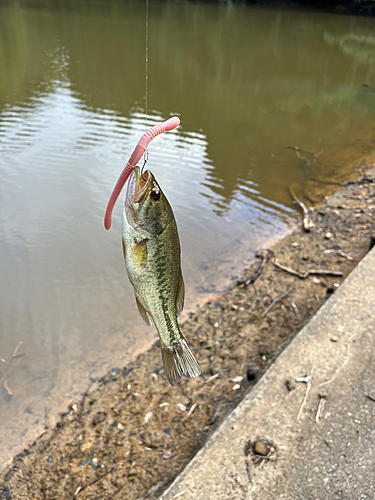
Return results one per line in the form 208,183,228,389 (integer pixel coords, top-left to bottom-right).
1,0,375,467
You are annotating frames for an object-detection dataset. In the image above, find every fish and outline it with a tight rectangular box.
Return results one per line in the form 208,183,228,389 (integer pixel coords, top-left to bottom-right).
122,166,201,385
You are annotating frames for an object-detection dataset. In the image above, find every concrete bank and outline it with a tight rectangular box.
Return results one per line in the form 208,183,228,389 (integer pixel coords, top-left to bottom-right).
160,247,375,500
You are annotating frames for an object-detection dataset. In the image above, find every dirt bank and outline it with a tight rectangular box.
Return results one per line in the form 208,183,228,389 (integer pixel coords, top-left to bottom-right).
1,166,375,500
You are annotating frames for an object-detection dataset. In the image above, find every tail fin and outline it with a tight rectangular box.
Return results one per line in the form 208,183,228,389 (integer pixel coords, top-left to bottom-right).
161,339,201,386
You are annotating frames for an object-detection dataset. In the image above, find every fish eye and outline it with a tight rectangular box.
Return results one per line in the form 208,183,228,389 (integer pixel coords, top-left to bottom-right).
151,189,160,201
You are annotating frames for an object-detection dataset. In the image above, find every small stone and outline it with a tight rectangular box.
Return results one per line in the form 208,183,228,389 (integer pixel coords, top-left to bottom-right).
285,379,295,392
92,411,107,426
77,456,90,467
142,431,165,448
325,232,332,239
296,375,311,383
80,442,91,452
330,336,338,342
253,440,269,456
144,412,153,423
122,367,133,378
160,449,174,460
92,458,98,467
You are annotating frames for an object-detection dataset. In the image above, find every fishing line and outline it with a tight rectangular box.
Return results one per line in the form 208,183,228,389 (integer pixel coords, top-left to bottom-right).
143,0,150,173
145,0,149,134
104,0,181,229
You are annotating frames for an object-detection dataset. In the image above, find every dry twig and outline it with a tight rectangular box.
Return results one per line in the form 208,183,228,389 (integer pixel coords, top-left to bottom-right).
272,260,343,279
72,468,115,499
315,394,326,423
237,250,274,287
296,150,311,167
337,251,354,261
3,380,12,396
297,370,313,420
282,144,323,160
261,280,296,317
181,402,198,422
107,483,126,499
204,373,219,384
0,341,25,396
172,491,186,499
289,187,315,232
319,332,358,389
287,296,298,315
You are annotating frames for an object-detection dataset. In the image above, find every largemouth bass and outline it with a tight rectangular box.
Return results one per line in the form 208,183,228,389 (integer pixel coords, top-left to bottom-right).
122,166,201,385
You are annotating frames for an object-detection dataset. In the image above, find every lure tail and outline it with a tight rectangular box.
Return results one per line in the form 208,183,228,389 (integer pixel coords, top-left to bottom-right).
161,337,201,386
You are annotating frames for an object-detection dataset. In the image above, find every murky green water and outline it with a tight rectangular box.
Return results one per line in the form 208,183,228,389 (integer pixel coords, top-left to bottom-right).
1,0,375,467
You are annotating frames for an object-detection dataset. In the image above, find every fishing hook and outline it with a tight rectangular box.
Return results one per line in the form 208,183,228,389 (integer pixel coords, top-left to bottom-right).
141,149,149,181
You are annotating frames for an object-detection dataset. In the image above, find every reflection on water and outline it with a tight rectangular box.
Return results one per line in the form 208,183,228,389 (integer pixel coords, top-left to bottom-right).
1,0,375,468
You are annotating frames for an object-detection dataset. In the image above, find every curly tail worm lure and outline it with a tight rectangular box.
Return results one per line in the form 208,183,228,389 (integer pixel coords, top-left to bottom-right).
104,116,180,230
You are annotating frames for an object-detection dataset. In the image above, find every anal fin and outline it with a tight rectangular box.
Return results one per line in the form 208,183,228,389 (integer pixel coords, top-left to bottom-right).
135,295,152,326
175,272,185,317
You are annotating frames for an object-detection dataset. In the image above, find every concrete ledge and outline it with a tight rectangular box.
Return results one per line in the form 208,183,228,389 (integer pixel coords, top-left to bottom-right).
160,247,375,500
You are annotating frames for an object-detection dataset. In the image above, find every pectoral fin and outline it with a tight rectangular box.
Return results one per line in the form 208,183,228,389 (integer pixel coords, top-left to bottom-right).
122,238,126,259
175,272,185,317
135,295,152,326
131,240,148,267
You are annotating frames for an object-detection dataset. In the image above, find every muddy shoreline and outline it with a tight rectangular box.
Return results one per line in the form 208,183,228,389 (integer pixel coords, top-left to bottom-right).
1,166,375,500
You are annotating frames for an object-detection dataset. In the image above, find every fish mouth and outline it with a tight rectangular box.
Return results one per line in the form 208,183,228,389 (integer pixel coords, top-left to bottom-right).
132,167,153,204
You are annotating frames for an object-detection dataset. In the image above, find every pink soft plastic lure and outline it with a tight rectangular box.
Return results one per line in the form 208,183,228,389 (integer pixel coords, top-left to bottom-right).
104,116,181,230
